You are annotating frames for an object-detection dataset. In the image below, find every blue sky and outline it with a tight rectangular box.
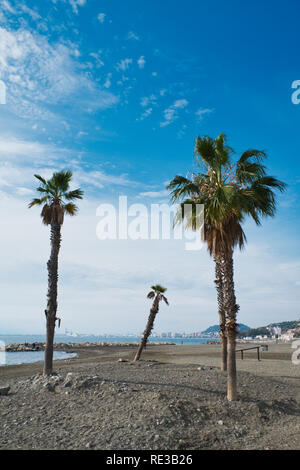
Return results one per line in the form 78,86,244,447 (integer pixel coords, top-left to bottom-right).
0,0,299,334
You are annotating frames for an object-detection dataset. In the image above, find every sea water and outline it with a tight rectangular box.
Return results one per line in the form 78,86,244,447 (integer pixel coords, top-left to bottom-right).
0,350,77,367
0,334,209,366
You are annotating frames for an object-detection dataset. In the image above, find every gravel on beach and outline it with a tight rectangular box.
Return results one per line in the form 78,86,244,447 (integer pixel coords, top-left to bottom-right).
0,344,299,450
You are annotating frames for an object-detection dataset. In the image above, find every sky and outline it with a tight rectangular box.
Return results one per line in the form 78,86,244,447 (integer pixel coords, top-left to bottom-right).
0,0,299,335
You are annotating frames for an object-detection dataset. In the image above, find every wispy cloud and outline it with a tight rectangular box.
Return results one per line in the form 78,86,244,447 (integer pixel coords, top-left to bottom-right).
195,107,214,121
127,31,139,41
69,0,87,15
137,55,146,69
90,50,104,68
140,94,157,107
115,58,133,72
137,108,153,121
139,190,168,198
0,25,118,122
97,12,106,23
160,99,188,127
104,73,112,88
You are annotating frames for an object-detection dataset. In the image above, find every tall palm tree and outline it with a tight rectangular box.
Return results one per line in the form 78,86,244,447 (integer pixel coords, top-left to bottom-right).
29,170,83,376
134,285,169,362
167,133,286,400
168,173,246,373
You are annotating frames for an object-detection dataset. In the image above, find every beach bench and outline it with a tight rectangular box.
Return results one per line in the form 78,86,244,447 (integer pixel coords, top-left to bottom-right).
235,345,262,361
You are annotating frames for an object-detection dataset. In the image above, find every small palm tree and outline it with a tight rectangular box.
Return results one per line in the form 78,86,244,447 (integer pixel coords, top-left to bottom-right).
134,285,169,362
168,133,286,400
29,170,83,376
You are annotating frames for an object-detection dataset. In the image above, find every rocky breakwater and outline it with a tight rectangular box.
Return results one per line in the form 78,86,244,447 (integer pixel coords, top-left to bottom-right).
2,341,175,352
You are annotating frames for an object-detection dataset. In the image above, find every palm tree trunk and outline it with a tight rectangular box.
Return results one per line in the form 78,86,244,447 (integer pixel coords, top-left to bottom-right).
44,222,61,376
214,258,227,371
134,296,159,362
220,253,239,401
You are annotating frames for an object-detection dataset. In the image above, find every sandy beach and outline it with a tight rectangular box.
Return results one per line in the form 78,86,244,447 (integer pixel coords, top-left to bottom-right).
0,342,299,450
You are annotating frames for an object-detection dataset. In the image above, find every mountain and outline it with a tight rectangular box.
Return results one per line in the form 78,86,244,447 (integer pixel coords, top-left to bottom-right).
202,324,251,335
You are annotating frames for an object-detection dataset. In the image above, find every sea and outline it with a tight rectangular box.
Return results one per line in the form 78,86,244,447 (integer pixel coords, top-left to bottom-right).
0,334,209,367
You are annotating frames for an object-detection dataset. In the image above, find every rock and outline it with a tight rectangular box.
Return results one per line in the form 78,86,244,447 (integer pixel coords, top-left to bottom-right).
218,420,224,425
154,434,160,442
63,380,73,388
0,386,10,396
118,358,128,362
43,382,55,392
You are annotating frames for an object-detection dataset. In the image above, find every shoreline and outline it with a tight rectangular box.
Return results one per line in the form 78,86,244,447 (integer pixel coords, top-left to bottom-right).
2,341,175,353
0,341,298,381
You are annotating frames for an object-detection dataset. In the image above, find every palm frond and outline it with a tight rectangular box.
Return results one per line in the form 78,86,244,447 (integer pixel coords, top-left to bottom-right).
238,149,266,164
215,133,233,166
151,284,167,294
34,174,47,185
167,175,200,203
49,170,73,193
194,135,216,167
29,170,83,224
147,291,155,299
28,196,49,208
64,203,78,216
64,189,84,200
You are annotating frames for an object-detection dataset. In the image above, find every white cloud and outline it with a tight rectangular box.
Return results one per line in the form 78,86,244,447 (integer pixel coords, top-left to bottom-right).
69,0,87,15
97,12,105,23
1,0,15,13
0,26,118,121
90,51,104,68
195,108,214,120
104,73,112,88
20,5,41,20
137,108,152,121
139,190,168,198
160,99,188,127
15,186,34,196
75,169,137,188
140,94,157,107
115,58,133,72
137,55,146,69
127,31,139,41
173,99,189,108
0,136,65,161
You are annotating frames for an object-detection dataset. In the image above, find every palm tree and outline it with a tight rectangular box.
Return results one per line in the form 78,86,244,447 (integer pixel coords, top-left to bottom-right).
29,170,83,376
168,173,246,374
167,133,286,400
134,285,169,362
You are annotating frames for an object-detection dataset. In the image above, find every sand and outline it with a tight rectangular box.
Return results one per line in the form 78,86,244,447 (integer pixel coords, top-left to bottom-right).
0,342,299,450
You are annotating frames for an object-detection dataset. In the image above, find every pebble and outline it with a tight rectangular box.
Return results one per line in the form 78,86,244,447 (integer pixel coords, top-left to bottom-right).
0,386,10,396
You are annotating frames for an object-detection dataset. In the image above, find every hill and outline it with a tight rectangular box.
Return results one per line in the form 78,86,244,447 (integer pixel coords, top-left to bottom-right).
237,320,300,338
202,324,251,335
